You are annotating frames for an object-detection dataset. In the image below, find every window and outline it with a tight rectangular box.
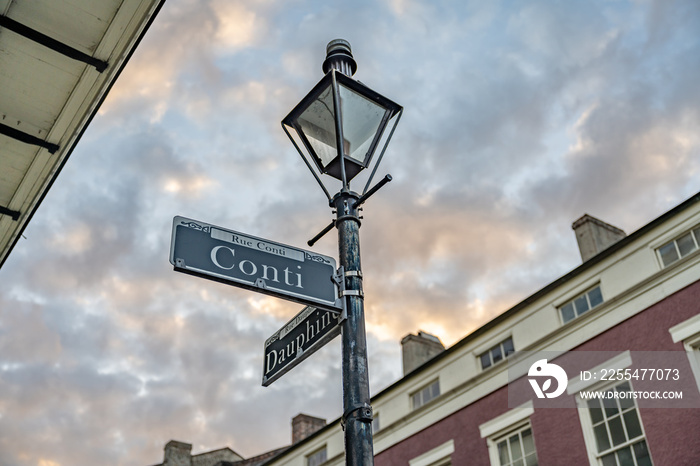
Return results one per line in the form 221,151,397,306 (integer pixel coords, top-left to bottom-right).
559,285,604,324
687,340,700,392
480,337,515,370
372,412,380,433
411,379,440,410
493,425,538,466
582,382,652,466
657,225,700,267
669,314,700,392
307,446,327,466
480,401,537,466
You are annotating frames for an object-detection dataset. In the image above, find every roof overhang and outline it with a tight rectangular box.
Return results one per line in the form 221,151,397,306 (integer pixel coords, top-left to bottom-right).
0,0,166,268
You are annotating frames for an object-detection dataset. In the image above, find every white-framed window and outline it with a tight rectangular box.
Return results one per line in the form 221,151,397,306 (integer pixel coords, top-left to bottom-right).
559,285,604,324
685,337,700,392
480,401,538,466
408,439,454,466
492,424,538,466
578,381,653,466
372,412,380,433
656,224,700,267
669,314,700,392
479,336,515,370
411,379,440,410
307,446,327,466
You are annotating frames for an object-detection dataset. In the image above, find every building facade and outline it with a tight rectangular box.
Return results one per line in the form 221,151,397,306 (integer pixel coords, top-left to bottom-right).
264,192,700,466
154,192,700,465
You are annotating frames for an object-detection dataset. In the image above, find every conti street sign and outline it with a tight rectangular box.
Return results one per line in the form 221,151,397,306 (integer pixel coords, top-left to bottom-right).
170,216,340,310
262,305,341,386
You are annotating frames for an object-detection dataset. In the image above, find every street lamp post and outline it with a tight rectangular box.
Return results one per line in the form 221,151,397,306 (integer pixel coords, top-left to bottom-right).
282,39,402,465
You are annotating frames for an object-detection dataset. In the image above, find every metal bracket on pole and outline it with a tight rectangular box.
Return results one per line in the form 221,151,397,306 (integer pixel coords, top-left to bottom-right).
308,175,391,247
341,403,373,431
308,174,391,247
332,266,348,321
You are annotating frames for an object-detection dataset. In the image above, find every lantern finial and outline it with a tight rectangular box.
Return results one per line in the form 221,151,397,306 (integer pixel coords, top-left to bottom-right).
322,39,357,76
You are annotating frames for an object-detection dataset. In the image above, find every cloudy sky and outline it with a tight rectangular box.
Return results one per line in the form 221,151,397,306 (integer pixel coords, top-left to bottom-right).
2,0,700,464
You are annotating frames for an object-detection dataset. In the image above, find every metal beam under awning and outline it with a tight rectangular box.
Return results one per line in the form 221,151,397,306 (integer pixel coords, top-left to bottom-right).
0,0,167,268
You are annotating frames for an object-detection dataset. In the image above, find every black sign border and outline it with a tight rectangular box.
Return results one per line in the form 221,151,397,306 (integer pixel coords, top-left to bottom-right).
262,306,343,387
170,216,343,312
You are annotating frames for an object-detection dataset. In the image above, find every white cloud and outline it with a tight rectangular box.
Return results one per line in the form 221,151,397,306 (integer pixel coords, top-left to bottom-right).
211,0,264,50
2,0,700,464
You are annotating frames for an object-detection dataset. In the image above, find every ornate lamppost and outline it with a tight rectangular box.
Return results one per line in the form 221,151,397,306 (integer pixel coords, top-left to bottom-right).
282,39,402,465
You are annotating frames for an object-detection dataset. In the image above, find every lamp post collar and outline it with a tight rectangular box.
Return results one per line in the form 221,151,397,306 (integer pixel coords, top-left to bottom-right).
322,39,357,76
332,190,362,227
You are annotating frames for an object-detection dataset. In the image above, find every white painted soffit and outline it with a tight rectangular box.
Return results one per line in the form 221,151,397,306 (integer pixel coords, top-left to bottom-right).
0,0,166,268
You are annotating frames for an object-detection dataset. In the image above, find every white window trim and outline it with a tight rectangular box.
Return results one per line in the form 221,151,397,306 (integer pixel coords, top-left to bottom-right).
473,332,514,356
306,445,327,466
372,411,380,433
473,334,514,372
479,401,534,439
574,367,650,466
652,222,700,269
669,313,700,392
408,439,454,466
479,401,535,466
410,379,440,410
552,278,602,310
648,214,700,250
669,313,700,343
556,283,605,325
576,401,599,466
477,336,515,371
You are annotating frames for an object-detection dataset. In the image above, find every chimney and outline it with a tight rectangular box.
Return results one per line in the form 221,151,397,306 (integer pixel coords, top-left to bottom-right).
401,331,445,375
572,214,626,262
164,440,192,466
292,413,326,444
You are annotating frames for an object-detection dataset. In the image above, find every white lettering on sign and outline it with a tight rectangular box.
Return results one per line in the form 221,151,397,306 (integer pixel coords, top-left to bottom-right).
210,245,235,270
279,306,315,339
211,228,304,262
264,310,339,375
210,246,304,289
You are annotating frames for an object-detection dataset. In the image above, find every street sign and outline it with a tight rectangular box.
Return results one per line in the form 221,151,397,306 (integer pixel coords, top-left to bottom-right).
262,305,342,386
170,216,340,311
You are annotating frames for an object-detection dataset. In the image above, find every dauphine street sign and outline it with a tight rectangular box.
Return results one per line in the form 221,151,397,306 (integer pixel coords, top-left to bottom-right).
169,216,340,311
262,305,342,386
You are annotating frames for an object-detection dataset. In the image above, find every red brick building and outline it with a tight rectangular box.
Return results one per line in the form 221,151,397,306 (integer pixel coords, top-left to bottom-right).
374,280,700,466
266,192,700,466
